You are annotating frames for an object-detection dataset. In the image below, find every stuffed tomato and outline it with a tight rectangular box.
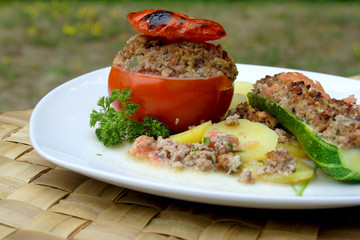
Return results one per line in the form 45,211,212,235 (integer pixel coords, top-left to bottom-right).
109,10,238,132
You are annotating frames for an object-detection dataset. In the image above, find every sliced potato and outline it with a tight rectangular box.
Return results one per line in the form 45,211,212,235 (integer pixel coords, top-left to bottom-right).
203,119,278,162
245,159,315,184
234,81,253,97
169,121,212,143
228,93,247,111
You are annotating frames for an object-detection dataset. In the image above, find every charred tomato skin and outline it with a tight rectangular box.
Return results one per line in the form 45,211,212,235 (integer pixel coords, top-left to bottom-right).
127,9,226,42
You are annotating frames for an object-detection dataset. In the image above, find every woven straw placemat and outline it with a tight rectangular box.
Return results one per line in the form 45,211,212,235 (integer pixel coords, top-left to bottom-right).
0,109,360,240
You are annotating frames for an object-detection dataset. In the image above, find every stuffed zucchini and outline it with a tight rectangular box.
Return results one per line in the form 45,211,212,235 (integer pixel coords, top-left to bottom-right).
248,72,360,181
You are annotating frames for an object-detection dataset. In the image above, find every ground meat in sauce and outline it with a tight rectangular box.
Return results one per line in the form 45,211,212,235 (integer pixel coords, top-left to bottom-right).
207,128,243,155
257,148,297,176
112,34,238,81
225,114,240,126
227,102,293,143
129,129,243,173
239,168,254,184
227,102,278,129
129,115,301,183
275,128,295,144
252,73,360,148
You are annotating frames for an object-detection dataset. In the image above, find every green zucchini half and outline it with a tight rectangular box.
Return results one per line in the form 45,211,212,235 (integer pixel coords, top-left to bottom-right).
248,92,360,182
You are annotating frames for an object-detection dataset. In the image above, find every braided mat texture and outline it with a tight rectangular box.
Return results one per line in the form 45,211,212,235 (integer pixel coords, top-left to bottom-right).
0,110,360,240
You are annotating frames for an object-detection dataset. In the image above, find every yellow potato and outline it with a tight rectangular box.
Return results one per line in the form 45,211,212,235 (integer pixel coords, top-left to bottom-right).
234,81,253,96
228,93,247,111
203,119,278,162
246,159,315,184
169,121,212,143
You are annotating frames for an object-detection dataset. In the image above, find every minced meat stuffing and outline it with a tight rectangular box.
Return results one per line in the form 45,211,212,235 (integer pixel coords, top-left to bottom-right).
257,148,297,176
227,102,278,129
225,114,240,126
112,34,238,81
129,129,243,173
252,72,360,148
275,128,296,144
227,102,295,143
239,168,255,184
129,114,303,183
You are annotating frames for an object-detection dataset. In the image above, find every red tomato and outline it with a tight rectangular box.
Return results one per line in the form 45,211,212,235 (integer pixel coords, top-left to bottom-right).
127,9,226,42
108,66,234,133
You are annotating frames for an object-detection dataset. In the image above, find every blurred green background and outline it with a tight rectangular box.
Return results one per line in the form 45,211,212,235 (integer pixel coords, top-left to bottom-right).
1,0,360,111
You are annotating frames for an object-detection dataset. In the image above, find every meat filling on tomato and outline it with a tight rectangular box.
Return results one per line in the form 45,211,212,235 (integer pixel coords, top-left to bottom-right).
112,34,238,81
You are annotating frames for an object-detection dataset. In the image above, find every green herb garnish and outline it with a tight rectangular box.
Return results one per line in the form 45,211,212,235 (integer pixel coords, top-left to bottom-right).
128,57,137,71
232,149,244,153
203,137,211,145
192,147,200,152
291,181,310,196
90,89,171,147
291,166,317,196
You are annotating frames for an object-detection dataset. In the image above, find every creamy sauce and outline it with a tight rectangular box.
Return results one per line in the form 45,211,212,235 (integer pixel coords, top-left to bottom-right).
96,142,297,196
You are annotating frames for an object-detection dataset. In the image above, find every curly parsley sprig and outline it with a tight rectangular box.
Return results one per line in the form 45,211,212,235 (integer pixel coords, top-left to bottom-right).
90,89,171,147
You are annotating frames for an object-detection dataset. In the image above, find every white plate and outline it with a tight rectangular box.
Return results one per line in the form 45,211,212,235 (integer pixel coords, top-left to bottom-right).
29,64,360,209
